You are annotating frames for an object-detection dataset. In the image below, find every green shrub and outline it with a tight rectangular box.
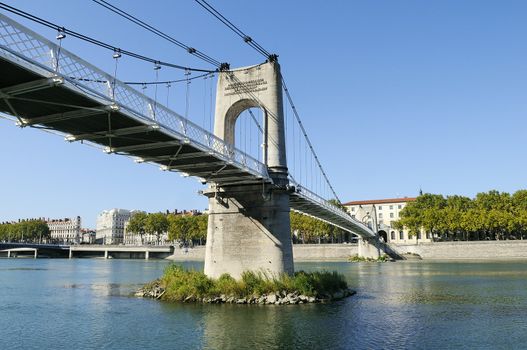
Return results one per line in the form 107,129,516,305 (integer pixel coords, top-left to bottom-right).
157,264,348,301
214,273,243,297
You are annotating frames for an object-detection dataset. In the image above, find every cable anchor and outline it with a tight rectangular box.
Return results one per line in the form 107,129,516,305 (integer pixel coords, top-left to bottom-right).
112,48,122,59
267,54,278,62
56,27,66,40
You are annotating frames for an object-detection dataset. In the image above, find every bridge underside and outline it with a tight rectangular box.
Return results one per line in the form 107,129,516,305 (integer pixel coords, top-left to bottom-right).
0,57,265,186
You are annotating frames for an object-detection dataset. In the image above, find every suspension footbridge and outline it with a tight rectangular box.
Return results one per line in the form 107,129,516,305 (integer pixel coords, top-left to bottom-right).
0,5,384,277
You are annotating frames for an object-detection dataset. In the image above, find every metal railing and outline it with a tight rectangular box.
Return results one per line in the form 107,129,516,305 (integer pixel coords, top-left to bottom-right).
0,13,268,179
288,177,375,237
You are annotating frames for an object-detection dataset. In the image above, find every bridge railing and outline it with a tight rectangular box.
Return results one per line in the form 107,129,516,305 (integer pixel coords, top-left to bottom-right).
288,177,374,236
0,13,268,179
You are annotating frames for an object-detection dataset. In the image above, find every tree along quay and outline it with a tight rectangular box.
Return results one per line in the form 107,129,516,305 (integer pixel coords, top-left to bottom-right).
394,190,527,241
125,209,353,247
135,264,355,305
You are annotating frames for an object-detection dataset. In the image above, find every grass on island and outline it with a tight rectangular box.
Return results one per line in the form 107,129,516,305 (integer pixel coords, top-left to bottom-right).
152,264,348,302
349,254,390,262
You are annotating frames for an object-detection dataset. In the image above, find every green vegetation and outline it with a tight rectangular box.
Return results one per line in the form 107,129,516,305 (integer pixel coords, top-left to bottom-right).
167,214,208,245
127,205,353,246
393,190,527,241
0,220,50,242
155,264,348,302
127,212,208,245
349,254,389,262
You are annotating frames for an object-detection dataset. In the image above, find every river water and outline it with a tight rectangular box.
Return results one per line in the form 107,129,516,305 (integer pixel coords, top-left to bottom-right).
1,259,527,349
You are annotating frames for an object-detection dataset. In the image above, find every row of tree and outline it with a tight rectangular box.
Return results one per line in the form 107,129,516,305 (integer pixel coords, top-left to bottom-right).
127,212,208,245
0,220,50,242
127,209,348,246
393,190,527,241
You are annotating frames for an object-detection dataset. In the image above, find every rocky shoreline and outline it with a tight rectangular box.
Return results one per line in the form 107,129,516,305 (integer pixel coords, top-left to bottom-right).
135,281,356,305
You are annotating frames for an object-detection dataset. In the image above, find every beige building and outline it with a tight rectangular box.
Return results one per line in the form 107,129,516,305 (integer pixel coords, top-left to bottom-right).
343,197,431,243
47,216,82,244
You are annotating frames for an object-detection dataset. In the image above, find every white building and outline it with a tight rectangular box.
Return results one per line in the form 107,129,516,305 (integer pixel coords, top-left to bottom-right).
96,209,134,245
81,229,96,244
47,216,81,244
343,197,431,243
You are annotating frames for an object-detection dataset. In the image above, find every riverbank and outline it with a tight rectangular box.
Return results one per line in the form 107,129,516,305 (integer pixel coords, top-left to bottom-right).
168,241,527,262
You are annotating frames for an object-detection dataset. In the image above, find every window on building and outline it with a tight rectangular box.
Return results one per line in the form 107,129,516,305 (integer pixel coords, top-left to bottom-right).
399,231,404,240
390,231,395,240
378,206,382,210
389,205,393,210
398,205,402,209
379,220,384,225
351,207,355,212
417,232,422,240
426,232,430,239
379,213,383,219
390,213,394,218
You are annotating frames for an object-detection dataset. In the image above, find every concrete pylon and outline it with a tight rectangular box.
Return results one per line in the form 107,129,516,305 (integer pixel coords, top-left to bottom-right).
204,61,293,279
358,238,381,259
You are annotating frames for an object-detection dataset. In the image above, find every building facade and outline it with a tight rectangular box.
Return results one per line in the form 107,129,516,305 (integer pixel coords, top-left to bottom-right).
343,197,431,243
96,209,135,245
47,216,82,244
80,229,96,244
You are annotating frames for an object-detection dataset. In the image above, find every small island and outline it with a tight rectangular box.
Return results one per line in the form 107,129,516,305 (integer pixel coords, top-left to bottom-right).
136,264,355,305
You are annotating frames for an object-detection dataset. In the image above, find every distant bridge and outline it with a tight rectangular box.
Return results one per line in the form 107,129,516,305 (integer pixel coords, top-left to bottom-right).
0,243,173,259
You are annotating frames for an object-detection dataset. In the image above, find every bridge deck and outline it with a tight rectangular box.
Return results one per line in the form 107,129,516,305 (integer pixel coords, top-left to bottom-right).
288,182,375,238
0,13,376,239
0,13,267,186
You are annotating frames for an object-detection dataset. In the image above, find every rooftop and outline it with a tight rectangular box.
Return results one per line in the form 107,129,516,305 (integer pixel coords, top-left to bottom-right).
343,197,417,206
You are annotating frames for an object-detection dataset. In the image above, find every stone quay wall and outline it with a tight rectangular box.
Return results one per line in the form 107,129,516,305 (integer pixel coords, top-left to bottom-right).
292,244,358,261
392,240,527,260
168,244,358,262
168,241,527,262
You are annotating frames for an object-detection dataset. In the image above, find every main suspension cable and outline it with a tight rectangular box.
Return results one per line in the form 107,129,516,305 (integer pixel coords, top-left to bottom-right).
91,0,227,69
193,0,274,60
0,2,216,73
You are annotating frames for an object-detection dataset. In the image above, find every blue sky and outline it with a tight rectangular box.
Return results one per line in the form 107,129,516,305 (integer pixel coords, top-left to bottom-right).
1,0,526,227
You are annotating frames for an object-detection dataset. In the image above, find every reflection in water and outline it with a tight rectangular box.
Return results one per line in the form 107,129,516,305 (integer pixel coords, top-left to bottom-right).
2,259,527,349
201,304,345,350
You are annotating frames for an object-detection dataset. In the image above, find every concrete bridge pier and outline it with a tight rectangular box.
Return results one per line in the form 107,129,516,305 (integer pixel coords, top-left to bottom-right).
203,183,293,279
358,238,381,259
204,60,293,279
